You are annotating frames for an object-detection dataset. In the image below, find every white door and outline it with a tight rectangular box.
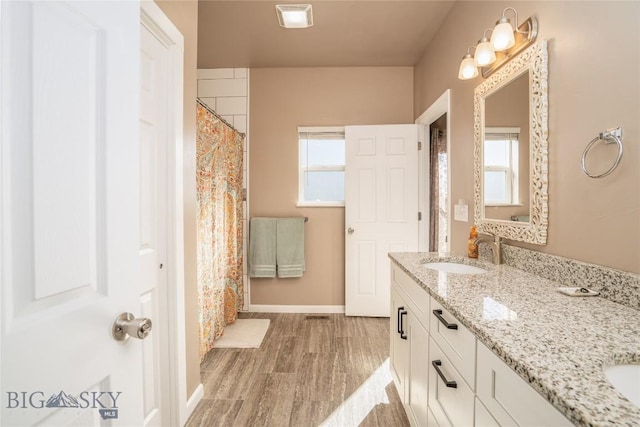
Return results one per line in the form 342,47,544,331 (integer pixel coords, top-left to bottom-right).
345,125,419,317
1,1,144,426
139,22,170,427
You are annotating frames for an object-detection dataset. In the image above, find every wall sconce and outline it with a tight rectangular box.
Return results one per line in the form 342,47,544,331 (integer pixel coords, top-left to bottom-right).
458,7,538,80
475,29,496,67
458,47,479,79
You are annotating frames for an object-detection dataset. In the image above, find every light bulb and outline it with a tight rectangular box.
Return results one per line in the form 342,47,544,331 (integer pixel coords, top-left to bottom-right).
491,20,515,51
458,54,478,80
474,39,496,66
282,11,308,26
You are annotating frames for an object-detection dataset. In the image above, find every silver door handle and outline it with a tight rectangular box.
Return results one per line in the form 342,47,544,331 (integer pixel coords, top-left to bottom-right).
112,313,152,341
347,227,355,235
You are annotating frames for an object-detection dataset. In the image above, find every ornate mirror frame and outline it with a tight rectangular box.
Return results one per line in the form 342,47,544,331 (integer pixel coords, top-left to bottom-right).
473,40,548,245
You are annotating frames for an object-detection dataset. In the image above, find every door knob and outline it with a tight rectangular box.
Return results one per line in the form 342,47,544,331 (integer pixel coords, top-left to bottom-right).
112,312,152,341
347,227,355,234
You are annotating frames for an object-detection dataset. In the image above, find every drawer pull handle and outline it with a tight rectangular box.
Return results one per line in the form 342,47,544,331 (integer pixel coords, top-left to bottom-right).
432,360,457,388
397,306,404,334
433,309,458,330
400,310,408,340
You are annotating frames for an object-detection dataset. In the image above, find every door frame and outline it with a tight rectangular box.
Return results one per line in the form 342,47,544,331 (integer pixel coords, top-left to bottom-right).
140,2,189,425
416,89,451,253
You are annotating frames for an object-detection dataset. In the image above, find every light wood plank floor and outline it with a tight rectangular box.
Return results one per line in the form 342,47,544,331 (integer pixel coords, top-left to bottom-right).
186,312,410,427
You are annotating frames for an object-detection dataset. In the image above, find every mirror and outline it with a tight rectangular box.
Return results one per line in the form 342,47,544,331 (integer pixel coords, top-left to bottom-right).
473,40,548,245
483,71,530,222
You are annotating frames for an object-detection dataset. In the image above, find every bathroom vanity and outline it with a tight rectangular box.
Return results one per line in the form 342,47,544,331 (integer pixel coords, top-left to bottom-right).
389,253,640,427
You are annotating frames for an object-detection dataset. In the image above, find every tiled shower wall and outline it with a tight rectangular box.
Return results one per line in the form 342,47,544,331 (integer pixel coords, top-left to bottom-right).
197,68,250,310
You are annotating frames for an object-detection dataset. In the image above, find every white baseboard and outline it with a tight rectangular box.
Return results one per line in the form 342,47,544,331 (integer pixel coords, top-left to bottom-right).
184,383,204,423
249,304,345,314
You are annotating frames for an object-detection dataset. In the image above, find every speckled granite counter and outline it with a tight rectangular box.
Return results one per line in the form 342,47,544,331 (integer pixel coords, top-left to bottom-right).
389,252,640,427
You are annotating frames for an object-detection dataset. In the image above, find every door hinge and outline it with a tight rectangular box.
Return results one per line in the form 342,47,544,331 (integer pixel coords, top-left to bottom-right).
418,212,422,221
418,141,423,151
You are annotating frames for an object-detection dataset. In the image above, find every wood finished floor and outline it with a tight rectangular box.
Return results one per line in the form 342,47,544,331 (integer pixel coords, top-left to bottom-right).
186,312,410,427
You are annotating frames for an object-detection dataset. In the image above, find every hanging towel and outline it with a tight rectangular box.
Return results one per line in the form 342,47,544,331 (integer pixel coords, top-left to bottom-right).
276,217,306,278
249,218,277,278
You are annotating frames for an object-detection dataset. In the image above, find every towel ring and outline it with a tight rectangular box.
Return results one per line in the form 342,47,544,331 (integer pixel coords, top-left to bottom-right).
580,127,623,178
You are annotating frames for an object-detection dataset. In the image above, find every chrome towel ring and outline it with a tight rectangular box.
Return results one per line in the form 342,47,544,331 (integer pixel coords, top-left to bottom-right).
580,127,624,178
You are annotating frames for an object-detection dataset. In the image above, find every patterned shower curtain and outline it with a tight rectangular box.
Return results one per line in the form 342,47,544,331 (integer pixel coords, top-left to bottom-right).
196,102,244,360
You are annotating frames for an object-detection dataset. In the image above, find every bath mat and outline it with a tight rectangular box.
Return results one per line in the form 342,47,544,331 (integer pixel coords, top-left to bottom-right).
214,319,270,348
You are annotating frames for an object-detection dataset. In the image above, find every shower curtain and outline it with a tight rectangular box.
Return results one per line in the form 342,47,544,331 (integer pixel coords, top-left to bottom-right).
196,102,244,360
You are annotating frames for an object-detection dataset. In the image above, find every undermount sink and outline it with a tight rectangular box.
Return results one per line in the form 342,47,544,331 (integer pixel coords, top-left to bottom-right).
423,262,487,275
603,364,640,407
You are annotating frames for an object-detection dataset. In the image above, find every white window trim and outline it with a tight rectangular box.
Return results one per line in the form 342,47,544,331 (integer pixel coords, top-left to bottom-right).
297,126,345,207
298,126,345,134
296,201,345,208
485,126,520,135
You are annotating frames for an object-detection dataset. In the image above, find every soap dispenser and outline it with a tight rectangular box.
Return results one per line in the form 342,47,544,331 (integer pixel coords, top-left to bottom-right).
468,226,479,258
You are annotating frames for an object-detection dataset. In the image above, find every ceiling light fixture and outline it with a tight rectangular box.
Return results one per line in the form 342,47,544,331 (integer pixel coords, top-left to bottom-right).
458,7,537,80
276,4,313,29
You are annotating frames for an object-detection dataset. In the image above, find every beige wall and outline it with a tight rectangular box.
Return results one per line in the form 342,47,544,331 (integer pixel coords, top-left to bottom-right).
250,67,414,305
154,0,201,398
414,1,640,273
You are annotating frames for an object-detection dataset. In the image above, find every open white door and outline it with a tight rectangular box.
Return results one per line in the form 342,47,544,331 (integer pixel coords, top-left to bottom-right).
140,18,169,427
345,125,420,317
1,1,144,425
140,3,188,425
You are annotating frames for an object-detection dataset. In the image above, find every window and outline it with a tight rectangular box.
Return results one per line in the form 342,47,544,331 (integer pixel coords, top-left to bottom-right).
484,128,520,206
298,127,345,207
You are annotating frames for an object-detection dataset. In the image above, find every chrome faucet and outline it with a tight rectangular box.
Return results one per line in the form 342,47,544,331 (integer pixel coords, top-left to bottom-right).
473,234,503,264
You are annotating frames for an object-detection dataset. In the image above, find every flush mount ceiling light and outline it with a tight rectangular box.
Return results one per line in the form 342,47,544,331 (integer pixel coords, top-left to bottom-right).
276,4,313,29
458,6,537,80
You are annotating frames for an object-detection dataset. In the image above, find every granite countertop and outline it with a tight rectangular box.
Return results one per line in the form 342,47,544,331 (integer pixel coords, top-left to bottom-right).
389,252,640,427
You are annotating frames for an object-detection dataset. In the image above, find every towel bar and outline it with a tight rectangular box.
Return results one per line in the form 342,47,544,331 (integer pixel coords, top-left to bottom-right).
250,216,308,223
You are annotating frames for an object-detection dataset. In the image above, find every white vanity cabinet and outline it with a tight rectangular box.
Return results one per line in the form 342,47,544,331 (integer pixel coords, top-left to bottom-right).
476,342,572,427
390,264,431,427
390,261,573,427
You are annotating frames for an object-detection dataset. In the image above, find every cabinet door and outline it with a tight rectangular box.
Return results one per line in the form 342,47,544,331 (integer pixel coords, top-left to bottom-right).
475,397,501,427
407,311,430,426
390,286,409,402
428,338,475,427
476,342,572,427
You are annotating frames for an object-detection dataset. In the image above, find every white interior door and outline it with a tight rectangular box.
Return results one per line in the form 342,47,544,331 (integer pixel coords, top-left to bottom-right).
345,125,420,317
1,1,144,425
139,22,170,427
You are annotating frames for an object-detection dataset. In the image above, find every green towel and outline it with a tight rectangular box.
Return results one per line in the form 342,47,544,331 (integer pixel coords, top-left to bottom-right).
249,218,277,278
276,217,305,278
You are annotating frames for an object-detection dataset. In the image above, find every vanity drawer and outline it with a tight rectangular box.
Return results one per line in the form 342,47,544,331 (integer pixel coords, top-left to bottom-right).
428,337,475,427
476,342,572,427
391,263,430,330
429,298,476,390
